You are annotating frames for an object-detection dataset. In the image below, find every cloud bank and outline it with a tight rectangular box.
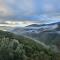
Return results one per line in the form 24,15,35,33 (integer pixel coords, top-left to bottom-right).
0,0,60,27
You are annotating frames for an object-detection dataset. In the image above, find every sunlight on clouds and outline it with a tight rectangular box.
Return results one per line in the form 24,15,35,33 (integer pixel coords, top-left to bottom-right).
4,21,35,27
0,24,16,27
6,21,16,25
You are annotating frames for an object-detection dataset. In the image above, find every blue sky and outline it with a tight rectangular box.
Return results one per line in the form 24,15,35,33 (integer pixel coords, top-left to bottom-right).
0,0,60,26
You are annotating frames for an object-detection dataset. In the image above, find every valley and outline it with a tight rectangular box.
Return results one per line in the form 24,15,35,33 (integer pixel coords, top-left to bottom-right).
0,30,59,60
0,22,60,60
10,22,60,52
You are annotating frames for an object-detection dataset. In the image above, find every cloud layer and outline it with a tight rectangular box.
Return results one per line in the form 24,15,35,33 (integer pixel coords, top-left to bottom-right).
1,0,60,16
0,0,60,26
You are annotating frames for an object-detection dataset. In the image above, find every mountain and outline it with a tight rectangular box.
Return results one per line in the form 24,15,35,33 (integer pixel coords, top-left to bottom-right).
10,22,60,52
0,30,60,60
26,22,60,31
26,22,60,27
24,22,60,50
10,22,60,35
11,22,58,34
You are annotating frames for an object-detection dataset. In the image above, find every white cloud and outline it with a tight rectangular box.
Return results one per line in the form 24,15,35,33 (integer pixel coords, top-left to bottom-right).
4,21,36,27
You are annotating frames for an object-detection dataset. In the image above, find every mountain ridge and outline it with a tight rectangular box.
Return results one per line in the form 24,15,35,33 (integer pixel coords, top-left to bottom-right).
0,30,59,60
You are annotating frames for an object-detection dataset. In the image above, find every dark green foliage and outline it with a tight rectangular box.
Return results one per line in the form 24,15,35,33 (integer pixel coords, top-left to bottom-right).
0,30,59,60
25,30,60,51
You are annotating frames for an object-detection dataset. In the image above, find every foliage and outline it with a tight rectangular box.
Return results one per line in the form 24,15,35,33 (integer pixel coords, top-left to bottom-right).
0,30,60,60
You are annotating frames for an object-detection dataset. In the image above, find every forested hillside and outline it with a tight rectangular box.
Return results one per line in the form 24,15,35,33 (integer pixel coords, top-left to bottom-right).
0,30,60,60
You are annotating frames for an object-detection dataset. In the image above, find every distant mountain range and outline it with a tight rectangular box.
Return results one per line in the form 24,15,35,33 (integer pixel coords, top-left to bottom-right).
11,21,60,33
26,22,60,27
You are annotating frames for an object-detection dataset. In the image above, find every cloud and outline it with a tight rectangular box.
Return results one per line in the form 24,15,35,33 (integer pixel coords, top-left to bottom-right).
0,0,60,17
18,0,35,15
0,0,60,26
0,0,13,16
0,20,36,27
4,0,35,16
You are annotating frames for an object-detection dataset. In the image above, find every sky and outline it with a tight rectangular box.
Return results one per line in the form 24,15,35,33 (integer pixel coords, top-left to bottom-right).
0,0,60,27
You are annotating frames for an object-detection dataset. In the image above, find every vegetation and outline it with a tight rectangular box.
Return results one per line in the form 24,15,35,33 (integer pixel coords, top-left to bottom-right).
25,30,60,50
0,30,60,60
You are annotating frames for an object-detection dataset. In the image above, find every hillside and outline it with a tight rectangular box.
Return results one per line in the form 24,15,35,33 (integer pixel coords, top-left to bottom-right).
10,22,60,51
22,30,60,51
0,30,60,60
